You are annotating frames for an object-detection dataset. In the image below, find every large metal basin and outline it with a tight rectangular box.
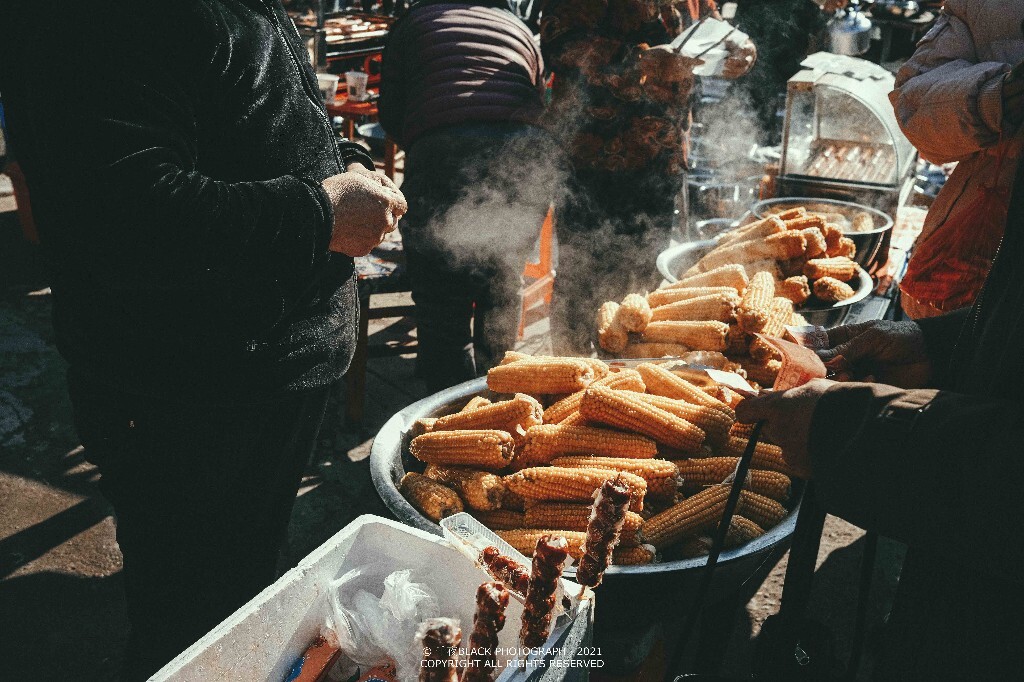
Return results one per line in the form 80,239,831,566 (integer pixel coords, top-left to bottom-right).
657,240,873,328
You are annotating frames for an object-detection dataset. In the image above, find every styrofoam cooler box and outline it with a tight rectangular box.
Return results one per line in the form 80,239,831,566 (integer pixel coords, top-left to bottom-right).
151,515,593,681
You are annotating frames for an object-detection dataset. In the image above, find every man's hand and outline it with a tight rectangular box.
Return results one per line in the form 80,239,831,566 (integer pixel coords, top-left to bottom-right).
722,38,756,79
735,378,835,479
321,168,407,257
818,320,932,388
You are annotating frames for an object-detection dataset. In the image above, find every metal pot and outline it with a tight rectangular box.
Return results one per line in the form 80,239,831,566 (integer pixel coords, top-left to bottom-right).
827,2,873,56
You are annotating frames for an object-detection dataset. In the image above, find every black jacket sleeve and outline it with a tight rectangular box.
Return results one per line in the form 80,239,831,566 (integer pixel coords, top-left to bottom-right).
914,307,971,389
378,21,408,146
808,381,1024,584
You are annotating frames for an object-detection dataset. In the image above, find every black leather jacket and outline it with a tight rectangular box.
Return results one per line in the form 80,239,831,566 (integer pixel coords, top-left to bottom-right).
0,0,374,399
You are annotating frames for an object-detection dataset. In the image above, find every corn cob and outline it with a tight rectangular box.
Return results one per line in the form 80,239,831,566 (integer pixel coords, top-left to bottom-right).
432,393,543,437
729,421,756,439
639,484,731,549
496,529,586,561
776,275,810,305
559,411,588,426
551,456,680,501
541,369,646,424
813,276,856,303
621,342,691,359
823,223,844,255
518,423,659,466
524,502,643,539
503,488,527,512
621,391,733,445
641,321,729,351
399,472,464,522
472,509,527,530
692,231,806,273
749,336,782,364
635,363,734,414
499,350,530,365
597,301,629,354
487,357,595,395
803,257,857,282
673,458,791,501
725,323,750,355
650,292,740,323
746,469,792,502
678,535,712,558
762,297,795,338
410,429,515,470
741,259,784,281
579,385,706,452
673,263,749,292
461,395,492,412
790,312,809,326
720,436,790,473
616,293,653,332
836,237,857,259
412,418,437,437
783,215,826,231
501,352,610,381
423,464,507,511
738,357,781,388
852,211,875,232
737,271,776,333
716,215,786,248
505,466,647,511
775,207,807,221
647,286,739,308
801,227,827,258
738,490,787,529
678,515,765,558
612,544,656,565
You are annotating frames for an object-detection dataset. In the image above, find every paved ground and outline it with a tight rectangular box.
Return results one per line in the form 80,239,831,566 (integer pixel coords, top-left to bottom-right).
0,210,903,681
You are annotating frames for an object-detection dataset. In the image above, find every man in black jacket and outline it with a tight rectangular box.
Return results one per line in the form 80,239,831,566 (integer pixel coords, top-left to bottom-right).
737,170,1024,676
0,1,406,678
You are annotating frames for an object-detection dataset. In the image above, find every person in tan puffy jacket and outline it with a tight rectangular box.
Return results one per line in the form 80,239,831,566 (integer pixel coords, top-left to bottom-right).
890,0,1024,319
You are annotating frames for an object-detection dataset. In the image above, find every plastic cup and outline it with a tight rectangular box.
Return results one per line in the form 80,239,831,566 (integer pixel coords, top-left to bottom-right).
345,71,369,102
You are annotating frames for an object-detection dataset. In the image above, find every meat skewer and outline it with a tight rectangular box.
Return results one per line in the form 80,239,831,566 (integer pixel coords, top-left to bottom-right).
480,545,531,597
462,582,511,682
418,618,462,682
575,475,633,596
519,534,570,649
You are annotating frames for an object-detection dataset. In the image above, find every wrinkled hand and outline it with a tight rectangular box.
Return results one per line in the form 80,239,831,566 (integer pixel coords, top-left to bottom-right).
817,320,932,388
321,168,407,257
735,378,835,479
722,38,756,79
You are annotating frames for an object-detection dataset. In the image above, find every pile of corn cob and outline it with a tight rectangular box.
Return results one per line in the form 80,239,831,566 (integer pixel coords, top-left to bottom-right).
398,353,794,566
595,205,861,387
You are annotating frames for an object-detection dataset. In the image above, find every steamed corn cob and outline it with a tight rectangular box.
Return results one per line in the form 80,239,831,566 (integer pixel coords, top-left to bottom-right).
738,490,787,529
823,223,844,255
550,456,680,501
518,423,659,465
542,369,646,424
487,357,595,395
621,391,733,445
597,301,629,354
506,466,647,511
801,227,827,258
775,207,806,221
635,363,734,414
762,297,795,338
813,276,856,303
579,385,706,452
410,429,515,470
461,395,492,412
803,257,857,282
693,231,807,274
749,337,782,364
432,393,543,436
560,412,588,426
737,271,776,333
400,472,464,522
524,502,643,545
738,357,781,388
673,458,791,501
472,509,526,531
503,488,527,512
423,464,507,511
621,342,691,359
641,321,729,351
741,259,784,280
496,529,587,561
852,211,874,232
784,215,826,231
790,312,809,326
836,237,857,260
640,484,730,549
678,516,765,557
616,293,653,332
413,418,438,437
746,469,792,502
650,292,740,323
725,323,750,355
720,436,790,474
612,545,656,565
716,216,786,248
647,286,739,308
776,275,811,305
673,263,749,292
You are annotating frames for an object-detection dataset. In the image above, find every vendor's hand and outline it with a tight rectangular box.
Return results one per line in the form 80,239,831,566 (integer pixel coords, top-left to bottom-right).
722,39,756,79
321,169,407,257
821,0,849,11
817,320,932,388
735,378,835,479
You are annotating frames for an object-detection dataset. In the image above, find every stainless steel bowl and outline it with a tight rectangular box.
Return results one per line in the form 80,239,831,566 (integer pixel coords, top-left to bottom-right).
656,240,873,328
370,378,801,579
750,197,893,270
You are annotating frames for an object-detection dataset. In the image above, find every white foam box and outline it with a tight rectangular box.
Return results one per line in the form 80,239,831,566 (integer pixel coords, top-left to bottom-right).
150,514,593,681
